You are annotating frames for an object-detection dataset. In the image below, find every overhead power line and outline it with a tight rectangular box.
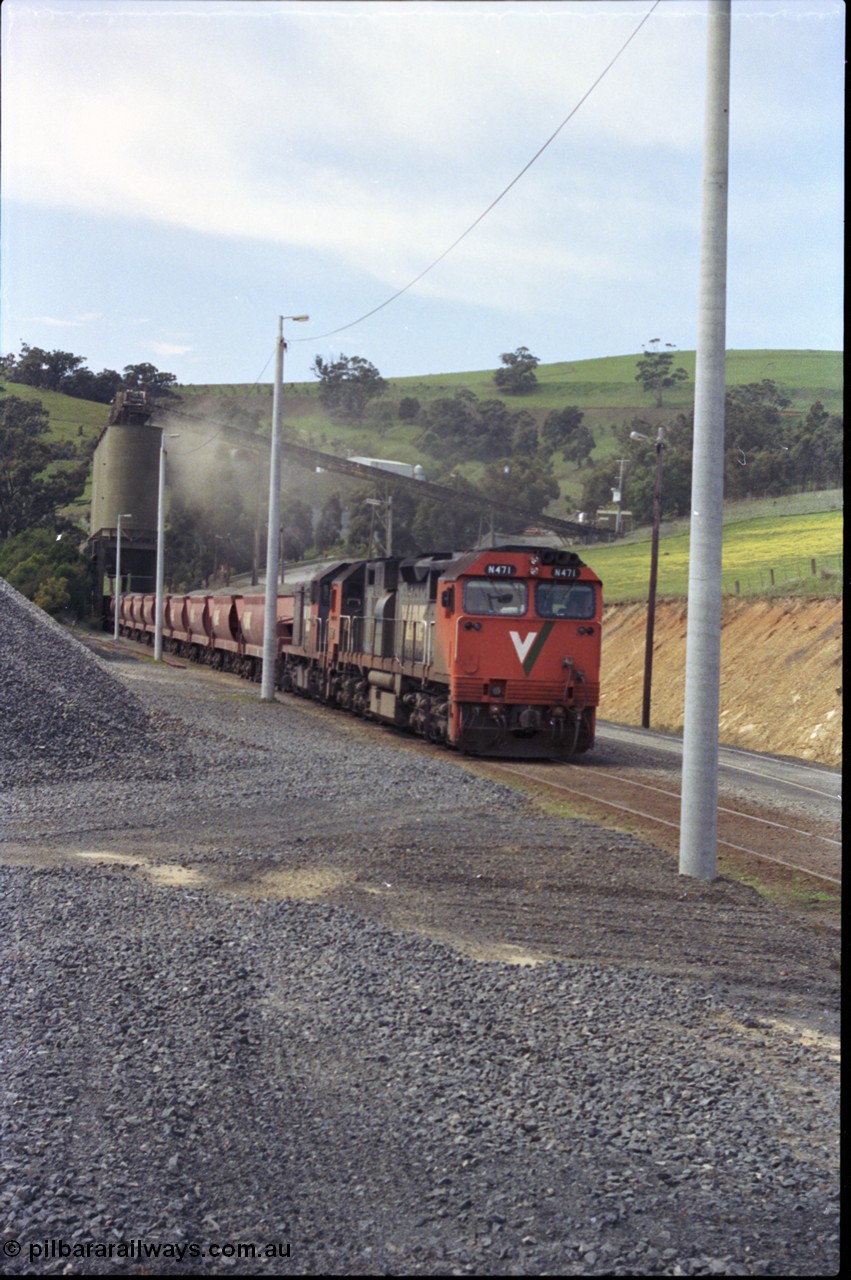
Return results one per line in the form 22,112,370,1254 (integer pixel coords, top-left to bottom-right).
295,0,661,346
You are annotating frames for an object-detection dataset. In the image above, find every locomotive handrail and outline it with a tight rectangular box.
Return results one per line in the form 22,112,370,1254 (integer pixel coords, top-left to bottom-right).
397,618,433,668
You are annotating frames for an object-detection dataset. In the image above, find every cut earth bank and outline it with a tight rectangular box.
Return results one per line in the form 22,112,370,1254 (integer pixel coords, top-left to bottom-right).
598,596,841,767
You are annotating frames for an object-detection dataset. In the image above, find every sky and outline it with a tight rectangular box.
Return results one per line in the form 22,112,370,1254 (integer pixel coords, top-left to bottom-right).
0,0,844,388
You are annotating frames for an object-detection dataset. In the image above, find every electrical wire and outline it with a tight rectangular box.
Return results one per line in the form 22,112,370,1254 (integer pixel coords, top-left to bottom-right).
294,0,661,345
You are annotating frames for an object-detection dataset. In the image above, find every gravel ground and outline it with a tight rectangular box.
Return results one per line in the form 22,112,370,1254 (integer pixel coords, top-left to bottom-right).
0,580,841,1276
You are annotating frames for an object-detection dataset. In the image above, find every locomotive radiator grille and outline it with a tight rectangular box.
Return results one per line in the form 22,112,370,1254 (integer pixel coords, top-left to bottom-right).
452,677,600,704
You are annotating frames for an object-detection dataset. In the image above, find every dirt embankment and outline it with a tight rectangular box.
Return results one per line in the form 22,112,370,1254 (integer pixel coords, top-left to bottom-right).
599,596,842,766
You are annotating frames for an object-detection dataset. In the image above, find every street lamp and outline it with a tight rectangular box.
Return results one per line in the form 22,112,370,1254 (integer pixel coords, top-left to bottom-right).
261,313,309,700
154,433,180,662
629,427,665,728
113,512,133,640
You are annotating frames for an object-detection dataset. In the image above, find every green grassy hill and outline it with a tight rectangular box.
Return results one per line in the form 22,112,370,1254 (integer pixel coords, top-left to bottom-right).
181,348,843,415
4,351,841,601
2,380,108,448
584,500,842,602
178,348,842,510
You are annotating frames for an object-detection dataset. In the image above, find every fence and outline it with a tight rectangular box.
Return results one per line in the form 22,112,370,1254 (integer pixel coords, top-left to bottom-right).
722,553,843,598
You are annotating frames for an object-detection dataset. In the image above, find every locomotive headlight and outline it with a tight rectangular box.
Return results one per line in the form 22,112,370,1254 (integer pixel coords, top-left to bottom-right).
530,564,540,576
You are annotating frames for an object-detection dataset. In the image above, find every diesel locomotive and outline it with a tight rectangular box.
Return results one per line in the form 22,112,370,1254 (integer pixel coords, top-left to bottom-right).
112,544,602,760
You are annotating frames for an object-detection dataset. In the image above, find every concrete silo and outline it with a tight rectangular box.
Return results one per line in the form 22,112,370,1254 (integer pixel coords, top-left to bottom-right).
88,391,161,610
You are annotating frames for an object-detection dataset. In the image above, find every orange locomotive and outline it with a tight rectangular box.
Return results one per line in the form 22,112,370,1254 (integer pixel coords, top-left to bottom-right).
111,544,602,760
283,545,602,759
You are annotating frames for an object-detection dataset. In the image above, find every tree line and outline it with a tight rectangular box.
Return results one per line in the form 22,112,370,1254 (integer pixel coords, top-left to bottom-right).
581,381,843,525
0,351,180,615
0,344,178,405
0,338,843,614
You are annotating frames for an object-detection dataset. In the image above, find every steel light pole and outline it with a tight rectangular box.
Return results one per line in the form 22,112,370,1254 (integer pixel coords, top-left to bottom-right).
629,428,665,728
113,512,132,640
154,433,180,662
261,313,309,700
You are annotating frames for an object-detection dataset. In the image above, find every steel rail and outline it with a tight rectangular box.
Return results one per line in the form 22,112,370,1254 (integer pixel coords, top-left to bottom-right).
489,762,842,887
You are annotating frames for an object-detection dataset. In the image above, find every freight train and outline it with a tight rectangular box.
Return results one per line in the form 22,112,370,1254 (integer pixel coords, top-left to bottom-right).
111,544,602,760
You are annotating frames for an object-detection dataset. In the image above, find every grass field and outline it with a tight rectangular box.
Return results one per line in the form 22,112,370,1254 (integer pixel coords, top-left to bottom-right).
180,348,843,414
4,353,842,602
584,507,843,602
1,381,108,446
177,348,842,509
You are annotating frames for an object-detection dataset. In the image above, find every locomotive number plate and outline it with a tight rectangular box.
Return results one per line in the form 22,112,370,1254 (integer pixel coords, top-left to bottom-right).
552,566,580,579
485,563,517,576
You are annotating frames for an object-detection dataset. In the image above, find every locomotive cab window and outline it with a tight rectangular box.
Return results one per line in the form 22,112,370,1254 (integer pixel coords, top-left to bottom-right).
463,579,528,616
535,582,596,619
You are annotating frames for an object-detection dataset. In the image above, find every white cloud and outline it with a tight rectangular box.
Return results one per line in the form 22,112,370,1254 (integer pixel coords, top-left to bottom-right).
27,312,102,327
0,0,843,377
148,340,195,358
2,3,707,245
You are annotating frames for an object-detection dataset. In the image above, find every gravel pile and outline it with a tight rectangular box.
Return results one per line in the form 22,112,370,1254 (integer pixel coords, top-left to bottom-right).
0,616,840,1275
0,578,181,786
1,868,839,1277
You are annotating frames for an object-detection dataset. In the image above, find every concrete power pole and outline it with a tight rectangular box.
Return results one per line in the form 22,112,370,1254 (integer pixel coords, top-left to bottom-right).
261,319,285,702
679,0,731,880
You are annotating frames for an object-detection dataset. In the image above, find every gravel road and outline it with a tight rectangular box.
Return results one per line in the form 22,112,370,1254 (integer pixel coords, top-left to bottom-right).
0,580,840,1275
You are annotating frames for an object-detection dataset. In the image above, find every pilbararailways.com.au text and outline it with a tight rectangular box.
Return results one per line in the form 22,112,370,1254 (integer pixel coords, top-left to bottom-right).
3,1238,291,1264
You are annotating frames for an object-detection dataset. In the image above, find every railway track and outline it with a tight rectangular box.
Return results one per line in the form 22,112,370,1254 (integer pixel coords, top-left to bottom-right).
94,634,840,892
481,756,841,888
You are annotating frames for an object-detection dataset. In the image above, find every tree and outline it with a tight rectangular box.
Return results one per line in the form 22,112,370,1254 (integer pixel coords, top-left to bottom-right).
314,492,344,551
5,344,87,392
510,410,539,456
787,401,843,489
579,462,622,520
561,423,596,468
311,354,387,420
723,381,793,499
0,394,88,540
0,528,94,619
282,496,314,561
62,366,125,404
398,396,420,422
122,362,179,403
3,344,179,405
541,406,585,456
474,400,516,459
482,456,559,531
493,346,540,395
415,391,480,461
635,339,689,407
415,392,541,465
411,472,484,550
345,484,420,557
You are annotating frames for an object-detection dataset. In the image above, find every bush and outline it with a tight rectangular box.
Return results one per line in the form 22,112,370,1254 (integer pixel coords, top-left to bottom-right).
0,529,93,618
